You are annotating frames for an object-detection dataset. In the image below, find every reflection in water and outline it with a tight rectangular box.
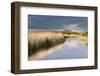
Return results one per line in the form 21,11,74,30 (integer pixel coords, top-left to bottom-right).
64,38,79,48
29,44,64,60
29,37,88,60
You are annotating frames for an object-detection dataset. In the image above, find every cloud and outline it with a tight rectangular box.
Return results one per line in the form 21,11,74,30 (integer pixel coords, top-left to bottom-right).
63,24,78,31
66,24,78,29
63,24,85,32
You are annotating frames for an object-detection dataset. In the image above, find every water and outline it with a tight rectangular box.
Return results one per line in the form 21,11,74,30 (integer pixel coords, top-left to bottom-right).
39,37,88,60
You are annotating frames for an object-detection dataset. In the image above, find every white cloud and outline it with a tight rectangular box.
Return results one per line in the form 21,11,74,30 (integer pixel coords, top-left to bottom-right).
64,24,77,30
63,24,84,32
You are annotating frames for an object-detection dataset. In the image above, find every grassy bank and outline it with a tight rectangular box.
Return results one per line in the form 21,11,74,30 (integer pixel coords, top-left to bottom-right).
28,31,67,56
28,37,66,56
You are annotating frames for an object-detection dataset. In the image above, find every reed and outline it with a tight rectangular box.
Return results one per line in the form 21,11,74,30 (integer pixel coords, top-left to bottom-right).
28,37,66,56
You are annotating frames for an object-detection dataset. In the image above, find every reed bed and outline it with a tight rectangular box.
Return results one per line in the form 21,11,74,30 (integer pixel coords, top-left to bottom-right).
28,32,66,56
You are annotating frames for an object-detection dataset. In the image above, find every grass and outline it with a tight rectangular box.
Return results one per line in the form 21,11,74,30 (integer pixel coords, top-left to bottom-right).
28,37,66,56
28,31,88,56
81,32,88,36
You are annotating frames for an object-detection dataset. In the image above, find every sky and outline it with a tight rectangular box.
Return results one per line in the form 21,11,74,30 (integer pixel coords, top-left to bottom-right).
28,15,88,32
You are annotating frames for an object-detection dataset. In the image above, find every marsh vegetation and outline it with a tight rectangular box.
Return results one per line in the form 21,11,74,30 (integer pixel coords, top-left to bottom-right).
28,31,88,58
